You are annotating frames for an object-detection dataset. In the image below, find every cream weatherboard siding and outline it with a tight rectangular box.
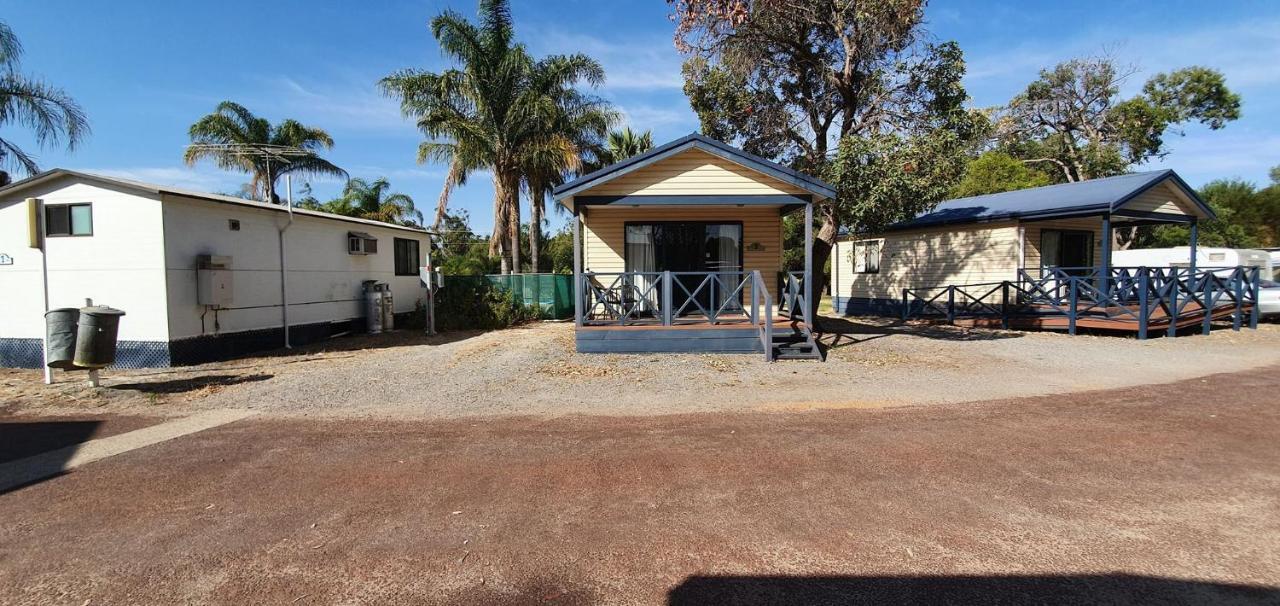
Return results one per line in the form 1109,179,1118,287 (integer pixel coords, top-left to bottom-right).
578,148,808,197
581,205,783,278
835,222,1021,301
1117,180,1201,216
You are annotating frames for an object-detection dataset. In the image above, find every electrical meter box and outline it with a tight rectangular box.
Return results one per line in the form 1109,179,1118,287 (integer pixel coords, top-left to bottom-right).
197,255,234,307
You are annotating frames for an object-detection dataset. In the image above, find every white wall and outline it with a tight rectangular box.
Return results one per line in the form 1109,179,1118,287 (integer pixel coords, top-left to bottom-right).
0,179,170,342
161,194,429,340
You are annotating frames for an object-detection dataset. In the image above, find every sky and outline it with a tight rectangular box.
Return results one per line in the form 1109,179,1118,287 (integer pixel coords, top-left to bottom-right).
4,1,1279,236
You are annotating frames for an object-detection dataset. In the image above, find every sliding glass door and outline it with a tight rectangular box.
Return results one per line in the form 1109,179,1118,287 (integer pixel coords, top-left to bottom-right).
624,222,744,315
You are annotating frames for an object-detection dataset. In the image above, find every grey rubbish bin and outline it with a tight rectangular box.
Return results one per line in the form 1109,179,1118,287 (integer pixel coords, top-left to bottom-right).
73,305,126,369
44,308,81,369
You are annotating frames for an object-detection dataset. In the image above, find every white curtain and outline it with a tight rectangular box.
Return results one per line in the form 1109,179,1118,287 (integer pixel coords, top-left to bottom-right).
625,225,658,312
706,224,742,312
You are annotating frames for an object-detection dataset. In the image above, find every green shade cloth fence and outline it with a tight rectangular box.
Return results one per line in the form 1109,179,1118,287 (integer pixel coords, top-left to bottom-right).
442,273,574,320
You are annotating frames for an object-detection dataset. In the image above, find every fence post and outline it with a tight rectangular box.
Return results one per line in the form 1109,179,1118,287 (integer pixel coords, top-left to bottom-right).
1137,271,1149,340
1001,281,1010,329
1233,268,1244,331
1167,268,1180,338
661,271,673,326
946,286,956,324
901,289,910,321
1068,279,1078,336
1249,267,1260,329
1202,274,1214,335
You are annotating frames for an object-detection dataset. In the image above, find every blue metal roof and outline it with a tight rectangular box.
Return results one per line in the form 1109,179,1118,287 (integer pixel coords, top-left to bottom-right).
886,169,1213,232
552,133,836,202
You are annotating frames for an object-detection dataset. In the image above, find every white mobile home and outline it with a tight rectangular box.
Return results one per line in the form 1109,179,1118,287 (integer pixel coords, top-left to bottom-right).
0,170,431,368
1112,247,1273,276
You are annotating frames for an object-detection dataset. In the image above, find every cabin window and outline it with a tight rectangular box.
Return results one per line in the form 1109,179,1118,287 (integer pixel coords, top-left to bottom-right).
852,239,881,274
348,231,378,255
45,203,93,237
1040,230,1093,274
394,238,420,276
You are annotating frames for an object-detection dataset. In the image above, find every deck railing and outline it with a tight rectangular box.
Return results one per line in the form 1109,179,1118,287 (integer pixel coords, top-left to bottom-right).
580,270,762,326
902,266,1261,338
777,271,812,329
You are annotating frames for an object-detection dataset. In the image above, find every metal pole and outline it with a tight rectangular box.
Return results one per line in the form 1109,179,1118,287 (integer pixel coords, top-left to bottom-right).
278,174,293,349
1100,214,1112,299
572,207,583,327
803,202,813,329
30,198,53,385
1188,220,1199,275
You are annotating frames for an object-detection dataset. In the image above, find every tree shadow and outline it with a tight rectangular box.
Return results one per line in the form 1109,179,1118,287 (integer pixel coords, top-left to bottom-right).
109,373,273,394
813,315,1023,352
669,574,1280,605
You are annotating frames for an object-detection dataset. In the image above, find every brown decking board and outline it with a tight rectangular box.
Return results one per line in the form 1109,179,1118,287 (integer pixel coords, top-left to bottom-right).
955,303,1251,332
578,317,798,331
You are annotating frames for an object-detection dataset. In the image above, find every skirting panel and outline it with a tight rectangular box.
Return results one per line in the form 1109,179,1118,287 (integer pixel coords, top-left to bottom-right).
832,296,904,318
0,338,171,369
576,328,764,354
169,318,362,366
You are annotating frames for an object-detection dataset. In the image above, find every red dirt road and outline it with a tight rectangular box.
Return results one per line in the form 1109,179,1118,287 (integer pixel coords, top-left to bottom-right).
2,368,1279,605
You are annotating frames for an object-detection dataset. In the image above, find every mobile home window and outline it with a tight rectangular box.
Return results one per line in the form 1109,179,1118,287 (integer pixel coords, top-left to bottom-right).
394,238,420,276
852,239,881,274
348,232,377,255
45,203,93,237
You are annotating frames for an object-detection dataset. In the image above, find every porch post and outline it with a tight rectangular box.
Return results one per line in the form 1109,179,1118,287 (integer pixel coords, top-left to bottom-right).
1100,213,1112,299
803,201,814,329
572,206,583,327
1188,219,1199,274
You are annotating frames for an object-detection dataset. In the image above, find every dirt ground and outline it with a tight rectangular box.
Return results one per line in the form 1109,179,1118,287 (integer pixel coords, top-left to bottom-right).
2,317,1278,420
2,367,1278,605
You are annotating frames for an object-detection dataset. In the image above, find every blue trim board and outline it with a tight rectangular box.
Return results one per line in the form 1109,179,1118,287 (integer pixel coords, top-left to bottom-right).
832,296,905,318
553,133,836,201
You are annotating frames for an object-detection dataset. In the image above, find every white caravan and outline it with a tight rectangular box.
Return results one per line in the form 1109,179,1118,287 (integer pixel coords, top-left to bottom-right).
1112,247,1278,317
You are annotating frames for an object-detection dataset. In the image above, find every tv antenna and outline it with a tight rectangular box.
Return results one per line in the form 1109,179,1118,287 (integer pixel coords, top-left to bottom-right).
184,143,317,204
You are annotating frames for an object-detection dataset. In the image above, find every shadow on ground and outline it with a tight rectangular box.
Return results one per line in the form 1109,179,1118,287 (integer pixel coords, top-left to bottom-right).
110,373,273,394
668,574,1280,605
814,315,1023,351
0,419,102,465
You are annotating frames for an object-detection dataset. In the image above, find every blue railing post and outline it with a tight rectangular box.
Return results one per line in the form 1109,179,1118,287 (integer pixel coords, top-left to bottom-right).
661,271,673,326
1249,267,1260,329
1167,268,1181,338
1233,268,1245,331
1137,270,1149,340
1202,274,1215,336
1068,279,1078,335
764,279,774,362
902,288,910,321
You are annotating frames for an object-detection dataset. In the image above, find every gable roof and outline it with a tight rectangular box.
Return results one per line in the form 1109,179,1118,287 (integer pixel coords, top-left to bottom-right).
0,169,432,234
884,170,1213,232
551,133,836,202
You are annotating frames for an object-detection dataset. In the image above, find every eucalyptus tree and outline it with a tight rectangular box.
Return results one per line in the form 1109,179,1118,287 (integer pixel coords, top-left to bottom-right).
380,0,611,273
183,101,346,203
0,20,89,185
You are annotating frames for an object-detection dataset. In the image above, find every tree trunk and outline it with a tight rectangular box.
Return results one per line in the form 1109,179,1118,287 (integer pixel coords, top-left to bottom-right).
529,189,543,273
808,203,838,324
508,183,522,274
491,169,512,274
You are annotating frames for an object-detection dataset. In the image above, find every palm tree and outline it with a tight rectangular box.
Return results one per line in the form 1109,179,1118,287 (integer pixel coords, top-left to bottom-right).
0,20,89,186
522,76,615,271
600,127,653,166
326,177,423,226
380,0,611,273
183,101,346,203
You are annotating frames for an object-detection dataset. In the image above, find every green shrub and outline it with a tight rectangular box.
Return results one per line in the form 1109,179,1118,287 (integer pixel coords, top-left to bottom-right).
434,277,540,331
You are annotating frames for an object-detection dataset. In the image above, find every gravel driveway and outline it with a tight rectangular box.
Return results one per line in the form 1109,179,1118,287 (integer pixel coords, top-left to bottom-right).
4,318,1279,419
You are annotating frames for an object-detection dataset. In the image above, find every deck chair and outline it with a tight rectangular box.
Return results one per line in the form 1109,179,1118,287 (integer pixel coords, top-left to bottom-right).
587,275,632,321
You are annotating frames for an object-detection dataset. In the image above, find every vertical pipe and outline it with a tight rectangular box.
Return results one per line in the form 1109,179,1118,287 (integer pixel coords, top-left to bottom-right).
803,202,813,330
32,198,52,384
279,174,293,349
572,207,583,327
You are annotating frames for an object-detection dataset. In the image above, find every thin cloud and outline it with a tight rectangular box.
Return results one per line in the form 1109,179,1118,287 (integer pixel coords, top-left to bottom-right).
528,28,686,92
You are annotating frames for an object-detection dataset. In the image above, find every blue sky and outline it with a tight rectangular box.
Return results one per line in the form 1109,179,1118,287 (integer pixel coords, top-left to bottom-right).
4,1,1279,235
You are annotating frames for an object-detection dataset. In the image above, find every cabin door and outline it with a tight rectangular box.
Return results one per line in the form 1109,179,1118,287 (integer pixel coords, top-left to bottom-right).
1041,229,1094,276
624,222,743,315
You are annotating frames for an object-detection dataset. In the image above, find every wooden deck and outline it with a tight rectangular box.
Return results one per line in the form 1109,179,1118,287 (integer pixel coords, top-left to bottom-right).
576,315,806,354
954,302,1252,333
